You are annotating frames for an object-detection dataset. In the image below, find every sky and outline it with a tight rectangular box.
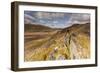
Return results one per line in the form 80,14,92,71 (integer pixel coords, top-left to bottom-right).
24,11,90,28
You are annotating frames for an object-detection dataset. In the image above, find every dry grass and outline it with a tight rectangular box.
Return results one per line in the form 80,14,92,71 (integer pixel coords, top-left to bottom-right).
24,23,90,61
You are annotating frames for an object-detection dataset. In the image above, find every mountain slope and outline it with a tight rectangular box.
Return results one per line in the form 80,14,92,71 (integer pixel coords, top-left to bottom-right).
25,23,90,61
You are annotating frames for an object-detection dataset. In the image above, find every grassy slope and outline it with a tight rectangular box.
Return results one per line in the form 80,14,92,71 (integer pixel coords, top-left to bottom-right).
24,23,90,61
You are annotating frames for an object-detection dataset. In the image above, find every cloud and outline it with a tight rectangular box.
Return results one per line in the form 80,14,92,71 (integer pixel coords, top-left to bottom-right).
24,11,90,28
67,13,90,25
35,12,65,19
24,14,38,24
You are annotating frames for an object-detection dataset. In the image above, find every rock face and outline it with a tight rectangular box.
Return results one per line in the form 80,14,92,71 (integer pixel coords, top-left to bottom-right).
24,23,90,61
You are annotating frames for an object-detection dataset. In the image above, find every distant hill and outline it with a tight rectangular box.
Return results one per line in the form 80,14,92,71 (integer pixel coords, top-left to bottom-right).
61,23,90,33
25,24,61,32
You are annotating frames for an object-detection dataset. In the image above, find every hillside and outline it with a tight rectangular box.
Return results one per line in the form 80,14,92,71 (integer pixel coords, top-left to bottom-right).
25,24,61,32
24,23,90,61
